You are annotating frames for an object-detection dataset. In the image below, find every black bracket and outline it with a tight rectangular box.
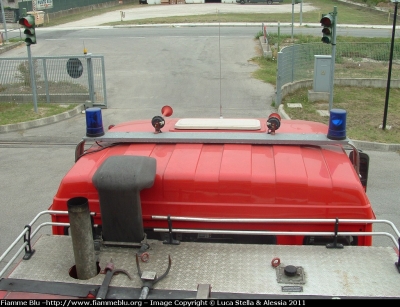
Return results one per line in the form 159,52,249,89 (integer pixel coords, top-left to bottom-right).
395,237,400,273
23,225,35,260
163,215,180,245
326,218,344,249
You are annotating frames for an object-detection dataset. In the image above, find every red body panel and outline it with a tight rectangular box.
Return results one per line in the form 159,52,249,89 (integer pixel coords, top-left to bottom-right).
50,119,375,245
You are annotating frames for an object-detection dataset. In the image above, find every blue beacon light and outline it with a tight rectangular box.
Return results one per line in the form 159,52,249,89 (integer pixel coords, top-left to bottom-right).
327,109,347,140
85,107,104,137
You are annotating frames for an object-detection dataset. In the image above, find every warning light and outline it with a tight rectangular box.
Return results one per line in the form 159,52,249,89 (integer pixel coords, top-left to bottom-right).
151,106,173,134
327,109,347,140
86,107,104,137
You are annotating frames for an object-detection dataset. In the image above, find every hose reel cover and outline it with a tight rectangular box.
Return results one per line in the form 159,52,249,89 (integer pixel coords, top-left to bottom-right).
92,155,156,243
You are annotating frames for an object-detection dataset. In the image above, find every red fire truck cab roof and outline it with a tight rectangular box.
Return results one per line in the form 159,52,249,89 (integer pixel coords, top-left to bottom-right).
50,110,375,246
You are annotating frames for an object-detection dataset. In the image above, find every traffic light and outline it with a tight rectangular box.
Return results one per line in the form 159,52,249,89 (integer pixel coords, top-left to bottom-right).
320,13,334,44
19,15,36,45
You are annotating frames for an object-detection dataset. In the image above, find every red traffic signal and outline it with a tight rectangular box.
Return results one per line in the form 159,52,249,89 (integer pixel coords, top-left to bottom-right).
320,13,334,44
19,15,36,45
320,15,332,27
19,15,35,28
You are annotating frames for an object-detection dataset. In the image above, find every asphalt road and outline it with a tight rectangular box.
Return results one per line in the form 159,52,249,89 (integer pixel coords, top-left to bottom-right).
1,27,276,142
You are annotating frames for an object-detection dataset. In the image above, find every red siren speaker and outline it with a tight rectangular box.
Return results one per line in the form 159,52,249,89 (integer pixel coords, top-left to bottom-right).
161,105,173,117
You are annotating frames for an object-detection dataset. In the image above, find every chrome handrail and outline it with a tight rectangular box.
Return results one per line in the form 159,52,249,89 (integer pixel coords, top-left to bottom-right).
0,210,95,279
152,216,400,248
154,228,399,249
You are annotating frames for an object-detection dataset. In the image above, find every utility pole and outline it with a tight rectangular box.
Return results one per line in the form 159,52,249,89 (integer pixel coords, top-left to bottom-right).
329,7,337,111
382,0,399,130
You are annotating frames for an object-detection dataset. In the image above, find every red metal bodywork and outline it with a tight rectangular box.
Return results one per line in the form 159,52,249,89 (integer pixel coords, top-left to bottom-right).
50,118,375,245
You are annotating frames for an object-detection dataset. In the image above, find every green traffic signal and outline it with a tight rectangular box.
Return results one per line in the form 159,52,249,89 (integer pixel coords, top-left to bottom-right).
320,13,334,44
19,15,37,45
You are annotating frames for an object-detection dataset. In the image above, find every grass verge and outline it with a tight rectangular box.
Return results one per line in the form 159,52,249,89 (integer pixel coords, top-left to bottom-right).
250,30,400,144
0,102,77,126
38,0,395,27
280,86,400,144
102,0,394,26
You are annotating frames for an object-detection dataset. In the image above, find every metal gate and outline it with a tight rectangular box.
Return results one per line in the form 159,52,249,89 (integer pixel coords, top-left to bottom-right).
0,54,107,107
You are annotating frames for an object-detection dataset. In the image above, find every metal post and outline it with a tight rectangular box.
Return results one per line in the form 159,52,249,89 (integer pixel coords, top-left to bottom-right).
27,45,38,113
101,56,108,108
291,45,295,83
86,53,96,104
278,21,280,51
42,59,50,103
328,7,337,111
0,0,9,43
67,197,97,280
276,51,283,108
291,0,294,41
382,1,398,130
300,0,303,26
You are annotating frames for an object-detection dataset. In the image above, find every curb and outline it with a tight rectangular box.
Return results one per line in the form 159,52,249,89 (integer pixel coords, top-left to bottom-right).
0,104,85,134
0,41,24,55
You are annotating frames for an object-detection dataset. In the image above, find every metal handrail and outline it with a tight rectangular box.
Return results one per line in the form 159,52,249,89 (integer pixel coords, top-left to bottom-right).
152,216,400,248
0,210,95,279
2,212,399,278
152,216,400,236
0,221,70,278
0,211,70,264
154,228,399,249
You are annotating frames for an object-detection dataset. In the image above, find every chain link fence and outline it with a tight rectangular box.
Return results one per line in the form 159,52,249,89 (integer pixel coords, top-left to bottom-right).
0,54,107,107
276,42,400,106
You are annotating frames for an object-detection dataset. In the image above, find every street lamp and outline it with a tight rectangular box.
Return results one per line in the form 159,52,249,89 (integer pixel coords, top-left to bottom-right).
382,0,399,130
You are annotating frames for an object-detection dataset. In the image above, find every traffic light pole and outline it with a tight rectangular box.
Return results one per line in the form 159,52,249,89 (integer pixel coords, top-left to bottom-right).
19,15,38,113
0,1,8,43
328,7,337,111
27,44,38,113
